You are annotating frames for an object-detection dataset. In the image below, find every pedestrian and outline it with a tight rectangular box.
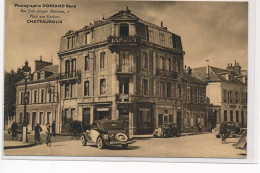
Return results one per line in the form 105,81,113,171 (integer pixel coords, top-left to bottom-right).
220,121,228,144
197,122,202,134
52,121,56,136
34,123,42,143
46,123,51,146
11,122,18,140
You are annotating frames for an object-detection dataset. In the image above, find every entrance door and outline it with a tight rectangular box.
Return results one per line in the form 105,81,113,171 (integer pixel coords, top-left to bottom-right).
32,112,37,130
119,109,129,132
177,112,182,129
82,108,91,130
241,111,244,127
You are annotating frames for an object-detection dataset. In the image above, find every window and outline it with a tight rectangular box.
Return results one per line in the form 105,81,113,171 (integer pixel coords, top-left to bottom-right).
26,91,30,104
197,90,200,103
139,109,151,127
120,24,129,36
143,52,148,70
148,29,154,42
142,79,148,95
20,92,24,104
223,90,227,102
160,56,165,70
100,79,106,95
100,52,106,69
200,90,203,103
235,91,238,103
84,81,90,96
178,84,182,99
230,111,233,121
65,60,70,78
160,82,165,97
19,113,23,123
65,83,69,98
70,83,76,98
228,91,232,102
177,62,181,73
224,110,227,121
41,89,45,103
71,36,75,48
48,89,52,103
236,111,239,122
167,83,171,97
159,33,165,45
71,59,76,75
26,112,30,125
169,115,173,123
167,58,172,71
85,32,91,45
186,87,191,102
85,56,89,71
119,78,129,94
33,90,37,103
119,51,131,72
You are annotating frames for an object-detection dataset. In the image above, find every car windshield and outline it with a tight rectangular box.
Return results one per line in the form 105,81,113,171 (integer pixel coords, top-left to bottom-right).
101,122,124,131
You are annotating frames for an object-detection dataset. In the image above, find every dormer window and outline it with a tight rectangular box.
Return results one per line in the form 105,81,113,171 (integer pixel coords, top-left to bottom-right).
40,71,45,80
120,24,129,36
67,36,75,49
33,73,38,80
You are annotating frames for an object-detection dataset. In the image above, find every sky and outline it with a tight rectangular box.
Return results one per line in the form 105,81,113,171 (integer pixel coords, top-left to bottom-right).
4,0,248,72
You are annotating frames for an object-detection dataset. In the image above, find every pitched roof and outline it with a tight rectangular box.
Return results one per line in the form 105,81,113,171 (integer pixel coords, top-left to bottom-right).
192,66,246,85
183,72,206,85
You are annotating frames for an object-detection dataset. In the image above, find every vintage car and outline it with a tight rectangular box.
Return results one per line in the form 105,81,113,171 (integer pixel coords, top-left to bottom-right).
81,120,135,149
153,124,181,138
216,121,237,138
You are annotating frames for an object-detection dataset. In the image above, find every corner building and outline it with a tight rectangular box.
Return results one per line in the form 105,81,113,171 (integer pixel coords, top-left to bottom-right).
57,9,185,135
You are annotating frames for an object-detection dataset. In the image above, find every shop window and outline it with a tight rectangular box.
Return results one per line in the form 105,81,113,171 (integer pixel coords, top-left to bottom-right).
236,111,239,123
224,110,227,121
163,115,168,124
142,79,148,95
230,111,233,121
84,81,90,96
100,79,106,95
139,109,151,127
120,24,129,36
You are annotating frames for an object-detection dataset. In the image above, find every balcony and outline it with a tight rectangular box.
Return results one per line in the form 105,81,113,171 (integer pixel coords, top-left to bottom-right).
156,69,178,79
108,36,141,46
59,70,81,83
116,65,134,75
116,94,132,103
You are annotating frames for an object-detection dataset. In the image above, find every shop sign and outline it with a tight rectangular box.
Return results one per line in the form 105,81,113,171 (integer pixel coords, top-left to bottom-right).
176,106,182,110
159,105,173,109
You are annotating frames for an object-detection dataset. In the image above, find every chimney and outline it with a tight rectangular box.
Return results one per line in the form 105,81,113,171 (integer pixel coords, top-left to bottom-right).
205,60,210,80
35,57,53,71
161,21,163,27
226,60,241,74
188,67,192,75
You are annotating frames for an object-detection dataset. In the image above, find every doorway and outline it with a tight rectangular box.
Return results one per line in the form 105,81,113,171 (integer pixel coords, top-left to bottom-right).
82,108,91,130
32,112,37,130
119,109,129,132
177,111,182,128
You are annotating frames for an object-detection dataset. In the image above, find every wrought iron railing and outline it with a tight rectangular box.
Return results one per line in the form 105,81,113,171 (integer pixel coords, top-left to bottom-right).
156,69,178,79
108,36,141,45
59,70,81,81
116,64,134,73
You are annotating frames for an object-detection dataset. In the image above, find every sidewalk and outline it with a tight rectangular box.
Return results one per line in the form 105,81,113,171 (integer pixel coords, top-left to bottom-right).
4,141,35,150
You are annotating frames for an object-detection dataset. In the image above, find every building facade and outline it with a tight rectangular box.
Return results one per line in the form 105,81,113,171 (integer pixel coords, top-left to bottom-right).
192,61,247,128
16,59,59,132
182,68,208,132
57,8,185,135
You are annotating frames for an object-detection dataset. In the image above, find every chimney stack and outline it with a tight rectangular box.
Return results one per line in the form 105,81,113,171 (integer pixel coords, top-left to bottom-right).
161,21,163,27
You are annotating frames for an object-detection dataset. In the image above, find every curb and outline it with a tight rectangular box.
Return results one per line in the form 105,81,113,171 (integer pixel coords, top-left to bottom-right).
4,143,36,150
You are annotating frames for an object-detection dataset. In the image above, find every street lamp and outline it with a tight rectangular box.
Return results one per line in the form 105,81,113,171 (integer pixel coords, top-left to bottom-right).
21,60,31,143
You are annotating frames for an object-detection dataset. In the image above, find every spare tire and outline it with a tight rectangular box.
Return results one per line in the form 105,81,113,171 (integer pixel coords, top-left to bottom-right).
115,133,128,142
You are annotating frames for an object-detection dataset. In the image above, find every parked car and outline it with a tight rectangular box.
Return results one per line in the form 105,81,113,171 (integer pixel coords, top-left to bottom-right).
81,120,135,149
153,124,181,138
216,121,237,138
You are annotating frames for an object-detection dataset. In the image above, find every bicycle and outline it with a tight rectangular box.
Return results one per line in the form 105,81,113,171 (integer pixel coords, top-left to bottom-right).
46,133,51,147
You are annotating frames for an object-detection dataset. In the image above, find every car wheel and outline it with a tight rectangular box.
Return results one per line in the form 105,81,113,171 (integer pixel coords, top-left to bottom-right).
81,135,87,146
97,136,104,149
122,144,128,149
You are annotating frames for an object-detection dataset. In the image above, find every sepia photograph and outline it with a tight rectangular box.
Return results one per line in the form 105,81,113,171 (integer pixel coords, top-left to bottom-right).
3,0,252,160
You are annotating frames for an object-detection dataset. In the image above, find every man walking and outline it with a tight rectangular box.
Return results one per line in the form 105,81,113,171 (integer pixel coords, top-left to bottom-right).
220,121,228,144
34,123,42,143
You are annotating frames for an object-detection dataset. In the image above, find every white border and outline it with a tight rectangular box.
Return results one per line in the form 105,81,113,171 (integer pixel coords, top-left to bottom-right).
0,0,259,172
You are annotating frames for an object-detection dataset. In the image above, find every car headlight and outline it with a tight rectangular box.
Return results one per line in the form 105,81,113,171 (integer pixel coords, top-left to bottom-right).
103,134,109,140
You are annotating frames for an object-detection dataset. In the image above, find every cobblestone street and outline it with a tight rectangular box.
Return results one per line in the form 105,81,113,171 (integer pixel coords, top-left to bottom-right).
4,132,246,158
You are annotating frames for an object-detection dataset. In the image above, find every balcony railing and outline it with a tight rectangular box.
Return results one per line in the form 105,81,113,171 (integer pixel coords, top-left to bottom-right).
108,36,141,45
156,69,178,79
116,94,132,102
59,70,81,82
116,65,134,74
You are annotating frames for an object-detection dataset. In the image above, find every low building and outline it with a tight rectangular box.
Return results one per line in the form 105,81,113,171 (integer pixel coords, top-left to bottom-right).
182,67,208,132
192,61,247,128
15,58,59,132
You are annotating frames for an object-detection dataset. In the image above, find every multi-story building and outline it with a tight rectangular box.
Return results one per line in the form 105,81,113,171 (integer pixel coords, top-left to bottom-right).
57,8,185,135
16,58,59,132
192,61,247,127
182,67,208,132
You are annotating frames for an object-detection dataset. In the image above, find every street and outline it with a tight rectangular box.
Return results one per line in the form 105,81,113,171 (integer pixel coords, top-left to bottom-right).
4,132,246,158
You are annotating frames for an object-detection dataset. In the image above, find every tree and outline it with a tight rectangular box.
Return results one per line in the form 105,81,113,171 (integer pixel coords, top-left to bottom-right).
4,61,31,129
